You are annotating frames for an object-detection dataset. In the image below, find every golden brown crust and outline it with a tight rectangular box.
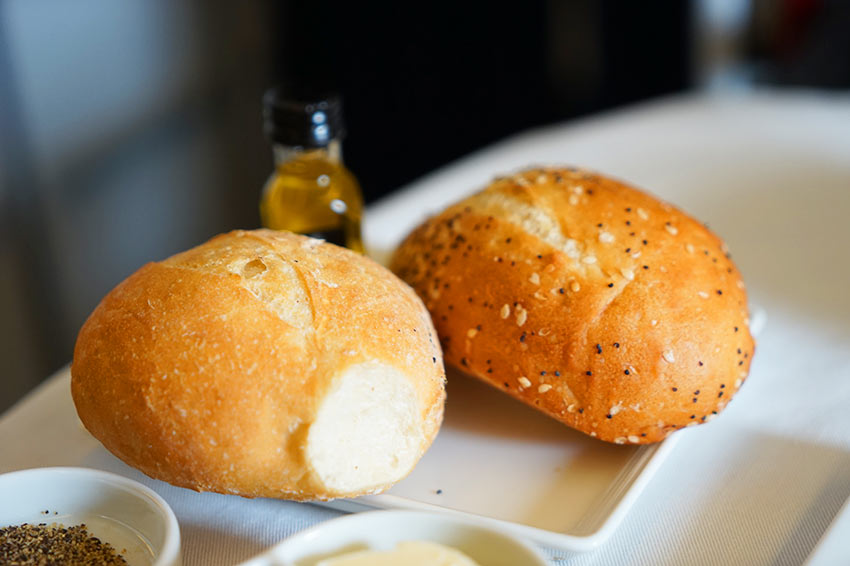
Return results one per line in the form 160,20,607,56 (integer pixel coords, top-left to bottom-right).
390,167,754,444
71,230,445,499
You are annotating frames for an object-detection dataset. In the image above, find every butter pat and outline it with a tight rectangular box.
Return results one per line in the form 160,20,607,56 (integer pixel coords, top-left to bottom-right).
317,540,481,566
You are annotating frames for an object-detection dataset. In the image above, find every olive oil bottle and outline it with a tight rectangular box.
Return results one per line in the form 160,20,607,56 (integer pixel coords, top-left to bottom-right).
260,88,364,253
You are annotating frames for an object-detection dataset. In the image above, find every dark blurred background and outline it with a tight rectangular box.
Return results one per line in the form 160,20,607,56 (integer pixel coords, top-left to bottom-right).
1,0,848,412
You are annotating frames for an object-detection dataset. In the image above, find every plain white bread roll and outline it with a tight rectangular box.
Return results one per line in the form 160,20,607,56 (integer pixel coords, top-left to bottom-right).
71,229,446,500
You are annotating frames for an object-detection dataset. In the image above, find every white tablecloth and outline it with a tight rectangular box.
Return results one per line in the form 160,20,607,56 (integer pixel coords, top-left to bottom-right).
3,89,850,565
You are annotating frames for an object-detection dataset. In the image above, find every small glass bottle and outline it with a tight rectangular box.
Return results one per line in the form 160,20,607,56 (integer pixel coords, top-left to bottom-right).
260,87,364,253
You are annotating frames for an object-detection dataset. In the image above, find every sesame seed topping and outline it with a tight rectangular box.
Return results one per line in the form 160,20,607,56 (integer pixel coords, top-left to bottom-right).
734,378,742,388
559,287,565,294
515,306,528,327
582,256,598,264
586,371,592,376
467,328,477,338
686,243,695,254
614,437,626,444
599,231,615,243
569,194,580,206
665,223,678,235
624,369,630,375
631,251,642,259
567,403,577,413
529,272,540,285
628,435,640,444
538,384,553,393
607,283,614,288
662,349,676,363
518,376,532,388
620,267,635,280
609,402,623,416
637,208,649,220
596,344,602,354
500,304,511,319
570,280,581,292
698,291,710,299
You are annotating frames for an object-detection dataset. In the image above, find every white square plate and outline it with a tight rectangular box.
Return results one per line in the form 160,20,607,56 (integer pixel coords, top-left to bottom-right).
317,370,680,553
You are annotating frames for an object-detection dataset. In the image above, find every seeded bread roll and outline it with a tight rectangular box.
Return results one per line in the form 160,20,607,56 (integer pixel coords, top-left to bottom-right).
390,167,754,444
72,229,445,500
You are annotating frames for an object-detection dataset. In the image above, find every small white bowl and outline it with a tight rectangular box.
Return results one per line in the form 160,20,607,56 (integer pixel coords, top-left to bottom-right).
0,467,181,566
238,510,550,566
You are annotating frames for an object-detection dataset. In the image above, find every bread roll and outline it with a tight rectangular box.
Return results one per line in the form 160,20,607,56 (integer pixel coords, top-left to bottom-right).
72,230,445,500
390,167,754,444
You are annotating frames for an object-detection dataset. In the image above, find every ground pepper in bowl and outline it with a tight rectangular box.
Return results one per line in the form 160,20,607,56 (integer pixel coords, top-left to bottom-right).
0,522,128,565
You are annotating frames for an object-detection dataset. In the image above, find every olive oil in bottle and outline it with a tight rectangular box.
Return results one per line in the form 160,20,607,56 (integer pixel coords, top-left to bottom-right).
260,88,364,253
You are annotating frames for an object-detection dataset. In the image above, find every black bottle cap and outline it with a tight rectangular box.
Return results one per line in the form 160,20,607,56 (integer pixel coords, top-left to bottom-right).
263,85,345,148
